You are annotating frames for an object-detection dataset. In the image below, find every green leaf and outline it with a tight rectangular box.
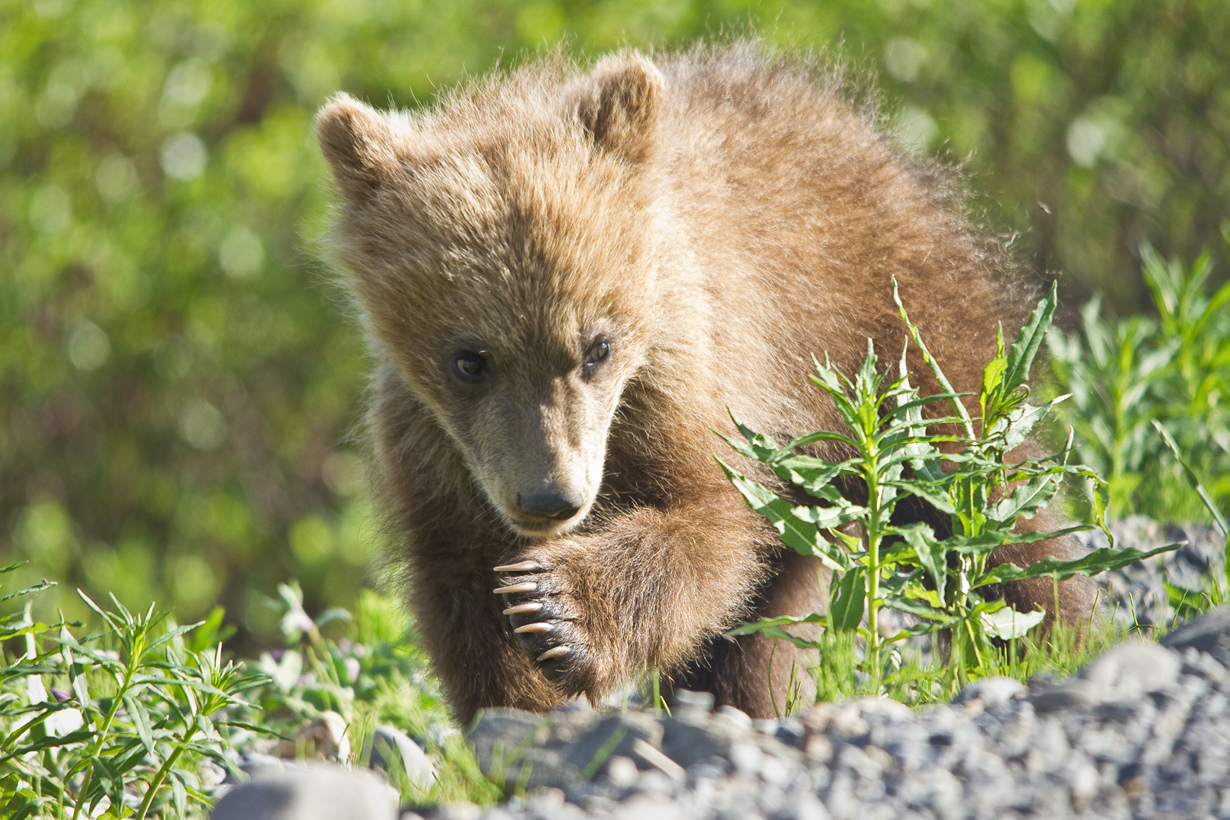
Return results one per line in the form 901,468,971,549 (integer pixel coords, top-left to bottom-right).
989,472,1061,526
0,729,96,764
829,568,865,632
765,453,850,501
86,755,125,815
976,542,1183,587
718,460,817,548
997,396,1066,452
723,412,783,462
0,580,55,607
1000,281,1056,403
122,692,155,756
882,593,948,622
892,277,975,437
891,522,947,602
883,479,957,515
944,525,1090,556
717,459,857,570
728,614,826,650
979,351,1007,421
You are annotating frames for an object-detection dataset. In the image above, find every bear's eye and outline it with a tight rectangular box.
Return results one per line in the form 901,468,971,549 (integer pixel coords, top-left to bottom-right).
582,337,611,373
452,352,488,383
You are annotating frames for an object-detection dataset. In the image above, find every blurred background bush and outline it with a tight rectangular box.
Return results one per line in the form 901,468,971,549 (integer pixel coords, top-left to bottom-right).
3,0,1227,646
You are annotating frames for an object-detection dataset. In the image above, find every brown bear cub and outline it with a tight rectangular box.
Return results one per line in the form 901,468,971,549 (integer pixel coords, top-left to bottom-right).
316,43,1097,725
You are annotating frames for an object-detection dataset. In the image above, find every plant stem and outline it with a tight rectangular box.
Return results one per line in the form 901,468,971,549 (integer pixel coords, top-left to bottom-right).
136,728,196,820
71,661,135,820
863,429,884,690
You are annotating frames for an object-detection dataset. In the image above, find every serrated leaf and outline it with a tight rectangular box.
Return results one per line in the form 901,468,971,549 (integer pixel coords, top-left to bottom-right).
728,617,826,650
728,612,828,650
86,755,124,815
718,459,857,570
0,729,96,764
989,473,1061,525
883,594,948,621
718,460,819,550
775,425,859,453
723,412,782,461
60,627,90,709
0,580,55,607
944,525,1090,556
829,568,865,632
980,354,1007,420
883,479,957,515
765,453,850,500
147,621,205,655
976,542,1182,587
1001,281,1056,401
891,522,947,602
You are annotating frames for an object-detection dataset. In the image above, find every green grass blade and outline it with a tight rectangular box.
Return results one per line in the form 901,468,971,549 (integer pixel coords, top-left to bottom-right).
1152,419,1229,539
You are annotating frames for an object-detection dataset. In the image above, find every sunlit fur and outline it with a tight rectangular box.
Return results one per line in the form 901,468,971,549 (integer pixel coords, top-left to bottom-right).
316,43,1098,724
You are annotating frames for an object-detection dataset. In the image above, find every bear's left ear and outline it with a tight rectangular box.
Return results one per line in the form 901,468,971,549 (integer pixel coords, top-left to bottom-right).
315,94,401,203
573,54,664,164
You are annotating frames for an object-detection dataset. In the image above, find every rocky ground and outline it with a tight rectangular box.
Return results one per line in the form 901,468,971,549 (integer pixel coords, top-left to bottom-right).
212,518,1230,820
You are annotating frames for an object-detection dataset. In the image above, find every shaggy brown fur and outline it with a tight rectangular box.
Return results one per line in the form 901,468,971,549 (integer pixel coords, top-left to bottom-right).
315,43,1097,725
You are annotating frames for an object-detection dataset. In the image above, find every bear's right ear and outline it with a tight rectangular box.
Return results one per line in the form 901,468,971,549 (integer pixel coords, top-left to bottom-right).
315,94,400,203
573,55,664,164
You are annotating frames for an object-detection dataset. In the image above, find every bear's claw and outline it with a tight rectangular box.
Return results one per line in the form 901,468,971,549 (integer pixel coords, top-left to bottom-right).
493,581,537,595
494,560,544,572
536,646,569,662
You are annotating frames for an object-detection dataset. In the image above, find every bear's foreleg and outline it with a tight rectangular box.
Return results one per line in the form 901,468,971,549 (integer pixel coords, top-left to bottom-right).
493,494,776,705
401,521,569,725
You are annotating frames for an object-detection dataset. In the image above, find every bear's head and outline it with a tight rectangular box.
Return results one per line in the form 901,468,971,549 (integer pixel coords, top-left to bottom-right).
316,55,667,538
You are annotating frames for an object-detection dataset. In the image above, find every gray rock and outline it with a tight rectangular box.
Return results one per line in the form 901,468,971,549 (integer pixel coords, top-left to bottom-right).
1079,639,1182,701
1161,605,1230,667
658,714,741,769
671,689,715,718
1030,641,1181,713
467,708,549,785
1082,516,1226,629
1029,679,1097,712
951,676,1026,710
369,725,436,793
559,712,664,777
210,763,396,820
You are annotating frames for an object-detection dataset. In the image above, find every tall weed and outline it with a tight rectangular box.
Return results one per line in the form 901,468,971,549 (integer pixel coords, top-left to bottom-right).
721,283,1177,700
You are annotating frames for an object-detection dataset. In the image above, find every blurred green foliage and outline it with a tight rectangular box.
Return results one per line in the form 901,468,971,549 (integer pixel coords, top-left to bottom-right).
2,0,1227,644
1049,246,1230,522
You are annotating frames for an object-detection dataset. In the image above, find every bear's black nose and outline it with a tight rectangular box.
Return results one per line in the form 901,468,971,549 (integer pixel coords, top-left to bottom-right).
517,491,582,521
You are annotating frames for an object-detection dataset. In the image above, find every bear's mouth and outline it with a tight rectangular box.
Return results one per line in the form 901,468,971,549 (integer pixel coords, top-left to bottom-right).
504,511,584,539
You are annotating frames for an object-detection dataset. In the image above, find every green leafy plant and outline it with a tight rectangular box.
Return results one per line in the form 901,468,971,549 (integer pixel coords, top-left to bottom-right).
1048,246,1230,521
246,582,508,808
719,283,1179,698
0,564,267,820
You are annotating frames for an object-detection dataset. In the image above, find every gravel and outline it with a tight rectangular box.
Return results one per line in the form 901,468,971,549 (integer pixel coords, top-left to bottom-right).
210,518,1230,820
411,518,1230,820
